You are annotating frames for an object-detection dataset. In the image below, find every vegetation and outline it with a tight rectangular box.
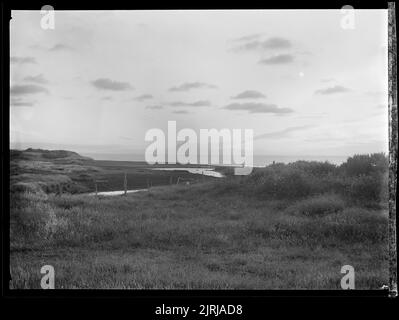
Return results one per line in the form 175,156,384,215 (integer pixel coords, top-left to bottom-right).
9,150,389,289
210,153,389,207
10,149,217,194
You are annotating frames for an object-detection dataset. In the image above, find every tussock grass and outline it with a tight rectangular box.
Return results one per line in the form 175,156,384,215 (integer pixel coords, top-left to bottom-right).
10,183,388,289
284,193,345,216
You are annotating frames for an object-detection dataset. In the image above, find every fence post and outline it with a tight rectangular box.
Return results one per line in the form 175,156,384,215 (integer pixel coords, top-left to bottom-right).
124,172,127,196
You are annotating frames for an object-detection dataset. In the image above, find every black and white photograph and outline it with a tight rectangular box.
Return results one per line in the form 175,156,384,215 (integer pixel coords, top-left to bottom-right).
5,4,396,293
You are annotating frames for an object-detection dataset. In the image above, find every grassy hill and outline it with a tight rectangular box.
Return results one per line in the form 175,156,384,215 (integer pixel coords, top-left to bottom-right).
10,148,100,194
10,148,219,195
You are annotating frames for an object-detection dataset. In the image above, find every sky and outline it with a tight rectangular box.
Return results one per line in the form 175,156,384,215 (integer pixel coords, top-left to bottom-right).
10,9,389,162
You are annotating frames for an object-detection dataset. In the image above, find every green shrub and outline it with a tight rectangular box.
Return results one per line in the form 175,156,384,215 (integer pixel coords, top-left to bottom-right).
238,155,389,205
285,193,345,216
340,153,388,177
10,182,45,195
249,167,315,199
290,161,337,176
347,172,388,204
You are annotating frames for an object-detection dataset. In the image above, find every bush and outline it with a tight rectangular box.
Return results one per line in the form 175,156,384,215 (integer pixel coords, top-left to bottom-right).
347,172,388,203
340,153,388,177
241,155,388,205
10,182,45,195
285,193,345,216
249,167,315,199
290,161,337,176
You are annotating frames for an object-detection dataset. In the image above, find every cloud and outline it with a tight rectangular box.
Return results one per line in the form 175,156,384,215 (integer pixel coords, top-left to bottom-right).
29,43,74,52
169,82,217,92
172,110,190,114
232,37,292,52
315,85,351,95
233,34,263,42
258,54,294,65
91,78,133,91
232,90,266,99
169,100,211,107
135,94,153,101
146,105,163,109
223,102,293,114
11,101,35,107
255,125,314,140
258,37,292,49
23,74,48,84
10,84,48,95
101,96,113,101
10,97,35,107
49,44,74,51
10,56,36,64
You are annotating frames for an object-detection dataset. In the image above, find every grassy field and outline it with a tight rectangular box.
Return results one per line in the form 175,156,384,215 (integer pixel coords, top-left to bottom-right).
9,149,389,289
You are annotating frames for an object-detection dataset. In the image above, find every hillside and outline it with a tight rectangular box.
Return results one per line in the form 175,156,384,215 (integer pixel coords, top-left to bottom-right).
10,148,220,195
10,148,99,194
11,148,93,162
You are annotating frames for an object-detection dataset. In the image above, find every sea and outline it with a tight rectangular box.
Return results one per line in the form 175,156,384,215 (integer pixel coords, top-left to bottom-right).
82,153,349,167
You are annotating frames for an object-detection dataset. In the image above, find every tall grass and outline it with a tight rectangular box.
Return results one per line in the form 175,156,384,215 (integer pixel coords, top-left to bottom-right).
284,193,345,216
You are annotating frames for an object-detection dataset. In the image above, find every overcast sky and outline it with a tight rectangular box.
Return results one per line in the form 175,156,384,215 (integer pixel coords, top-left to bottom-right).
10,10,388,160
